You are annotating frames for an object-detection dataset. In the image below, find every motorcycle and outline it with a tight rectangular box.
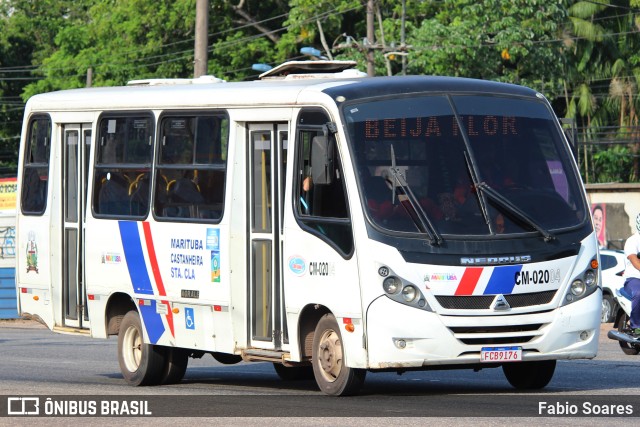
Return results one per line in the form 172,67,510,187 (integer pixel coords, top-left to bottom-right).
607,286,640,355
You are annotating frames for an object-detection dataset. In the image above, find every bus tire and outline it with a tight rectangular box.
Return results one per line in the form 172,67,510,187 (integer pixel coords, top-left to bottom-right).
117,310,166,386
312,313,366,396
161,347,189,385
502,360,556,389
273,363,314,381
212,352,243,364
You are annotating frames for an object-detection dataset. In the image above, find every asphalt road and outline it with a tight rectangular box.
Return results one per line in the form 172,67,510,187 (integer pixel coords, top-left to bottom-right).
0,319,638,426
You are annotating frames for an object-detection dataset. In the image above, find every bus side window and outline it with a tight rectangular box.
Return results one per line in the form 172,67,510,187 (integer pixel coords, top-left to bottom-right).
92,114,153,218
154,114,228,221
294,111,353,255
21,116,51,215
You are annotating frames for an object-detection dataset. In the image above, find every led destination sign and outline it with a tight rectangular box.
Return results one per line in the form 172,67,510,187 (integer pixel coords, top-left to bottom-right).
363,115,519,140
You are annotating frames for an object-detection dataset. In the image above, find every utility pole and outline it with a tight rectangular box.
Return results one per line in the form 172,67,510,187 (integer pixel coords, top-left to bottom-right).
194,0,209,78
366,0,375,77
401,0,406,75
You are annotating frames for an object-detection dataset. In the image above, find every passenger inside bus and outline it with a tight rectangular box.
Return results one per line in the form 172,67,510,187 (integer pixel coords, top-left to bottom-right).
300,175,313,214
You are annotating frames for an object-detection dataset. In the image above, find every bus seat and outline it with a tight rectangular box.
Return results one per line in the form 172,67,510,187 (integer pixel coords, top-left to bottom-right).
168,178,203,202
98,173,130,215
129,173,149,216
165,177,204,218
128,173,147,196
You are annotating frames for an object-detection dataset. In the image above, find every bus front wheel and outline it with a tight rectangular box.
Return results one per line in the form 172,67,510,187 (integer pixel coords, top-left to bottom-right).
502,360,556,389
312,313,366,396
117,310,166,386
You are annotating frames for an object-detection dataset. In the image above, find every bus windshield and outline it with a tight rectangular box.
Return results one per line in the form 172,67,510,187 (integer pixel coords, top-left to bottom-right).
343,94,587,237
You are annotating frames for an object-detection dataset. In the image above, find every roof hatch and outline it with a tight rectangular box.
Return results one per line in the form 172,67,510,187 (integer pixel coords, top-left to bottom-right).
258,60,366,80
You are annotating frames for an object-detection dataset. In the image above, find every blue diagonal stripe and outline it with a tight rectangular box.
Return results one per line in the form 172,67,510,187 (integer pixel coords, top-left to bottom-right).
483,265,522,295
118,221,153,295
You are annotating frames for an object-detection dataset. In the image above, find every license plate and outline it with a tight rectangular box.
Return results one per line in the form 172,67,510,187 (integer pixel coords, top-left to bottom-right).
480,346,522,363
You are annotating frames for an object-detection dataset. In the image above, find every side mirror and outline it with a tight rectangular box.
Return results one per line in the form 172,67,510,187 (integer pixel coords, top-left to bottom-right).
311,135,334,185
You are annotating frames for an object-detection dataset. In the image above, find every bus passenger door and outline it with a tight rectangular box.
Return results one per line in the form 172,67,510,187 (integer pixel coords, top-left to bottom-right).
248,123,289,350
62,124,92,329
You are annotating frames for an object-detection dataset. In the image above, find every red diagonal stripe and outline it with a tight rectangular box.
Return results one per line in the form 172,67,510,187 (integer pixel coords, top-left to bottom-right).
142,221,175,337
455,267,483,295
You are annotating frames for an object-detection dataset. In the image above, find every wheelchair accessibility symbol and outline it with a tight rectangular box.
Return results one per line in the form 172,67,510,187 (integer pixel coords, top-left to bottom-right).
185,307,195,330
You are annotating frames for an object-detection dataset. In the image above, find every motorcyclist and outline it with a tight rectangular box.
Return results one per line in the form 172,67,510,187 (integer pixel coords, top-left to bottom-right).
622,213,640,336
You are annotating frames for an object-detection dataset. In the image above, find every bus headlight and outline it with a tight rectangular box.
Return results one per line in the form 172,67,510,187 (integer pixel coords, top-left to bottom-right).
378,265,432,312
584,270,597,287
561,260,599,306
570,280,586,297
402,285,417,302
383,277,401,295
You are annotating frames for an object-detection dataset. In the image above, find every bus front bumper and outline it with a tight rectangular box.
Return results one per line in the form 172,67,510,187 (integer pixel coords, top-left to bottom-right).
365,294,600,369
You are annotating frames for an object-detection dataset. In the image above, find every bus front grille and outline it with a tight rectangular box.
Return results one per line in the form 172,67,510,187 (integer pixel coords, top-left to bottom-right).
448,324,545,345
435,290,557,310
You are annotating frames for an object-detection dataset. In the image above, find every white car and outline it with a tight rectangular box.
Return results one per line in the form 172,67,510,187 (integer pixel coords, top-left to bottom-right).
599,249,627,323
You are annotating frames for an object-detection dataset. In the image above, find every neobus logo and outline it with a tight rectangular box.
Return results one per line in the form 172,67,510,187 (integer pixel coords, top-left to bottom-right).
460,255,532,266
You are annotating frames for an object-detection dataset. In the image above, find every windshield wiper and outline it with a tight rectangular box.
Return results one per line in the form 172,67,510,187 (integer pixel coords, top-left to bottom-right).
387,146,442,245
476,182,555,242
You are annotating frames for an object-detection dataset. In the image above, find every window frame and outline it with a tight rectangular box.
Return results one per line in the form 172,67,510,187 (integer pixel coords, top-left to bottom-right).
91,111,155,219
20,114,52,216
292,109,354,258
152,110,230,223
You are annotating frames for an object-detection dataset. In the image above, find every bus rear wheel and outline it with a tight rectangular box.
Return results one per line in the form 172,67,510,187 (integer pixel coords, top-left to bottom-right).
502,360,556,389
161,347,189,384
312,313,366,396
117,310,166,386
273,363,314,381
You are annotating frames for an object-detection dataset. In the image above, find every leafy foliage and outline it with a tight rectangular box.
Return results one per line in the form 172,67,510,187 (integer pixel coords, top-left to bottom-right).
0,0,638,182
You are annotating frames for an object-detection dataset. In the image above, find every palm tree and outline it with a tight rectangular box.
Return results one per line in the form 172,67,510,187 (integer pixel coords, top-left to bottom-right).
565,0,640,183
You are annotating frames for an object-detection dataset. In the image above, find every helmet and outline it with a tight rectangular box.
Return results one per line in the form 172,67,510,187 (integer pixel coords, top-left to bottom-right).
636,213,640,233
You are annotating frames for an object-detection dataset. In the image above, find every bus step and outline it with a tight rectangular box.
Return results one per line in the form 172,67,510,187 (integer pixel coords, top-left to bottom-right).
241,348,289,363
53,326,91,336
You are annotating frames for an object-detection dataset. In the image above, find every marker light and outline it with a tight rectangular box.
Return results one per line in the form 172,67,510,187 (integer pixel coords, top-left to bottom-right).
172,307,180,314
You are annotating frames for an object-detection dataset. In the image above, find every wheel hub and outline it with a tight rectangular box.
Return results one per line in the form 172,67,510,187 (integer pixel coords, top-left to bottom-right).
317,329,342,382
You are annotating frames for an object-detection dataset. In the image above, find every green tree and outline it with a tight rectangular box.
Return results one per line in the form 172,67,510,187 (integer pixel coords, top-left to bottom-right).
0,1,95,170
22,0,199,96
564,0,640,183
408,0,568,98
